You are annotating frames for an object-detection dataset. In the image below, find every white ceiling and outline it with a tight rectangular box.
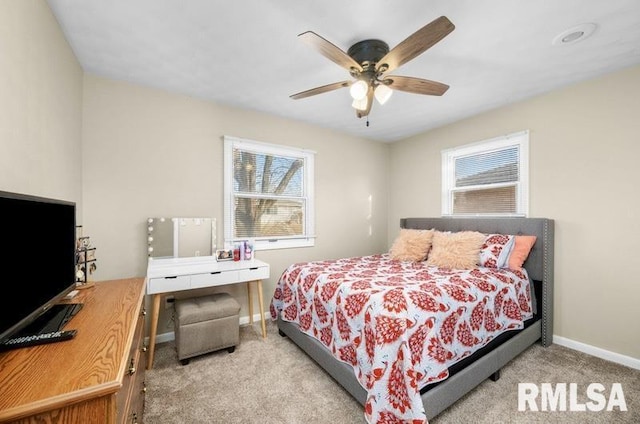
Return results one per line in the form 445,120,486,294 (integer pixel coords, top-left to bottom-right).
47,0,640,142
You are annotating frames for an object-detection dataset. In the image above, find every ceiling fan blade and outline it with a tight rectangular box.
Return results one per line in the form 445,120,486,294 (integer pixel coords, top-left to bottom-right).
290,80,351,100
386,75,449,96
376,16,454,74
299,31,363,73
356,87,374,118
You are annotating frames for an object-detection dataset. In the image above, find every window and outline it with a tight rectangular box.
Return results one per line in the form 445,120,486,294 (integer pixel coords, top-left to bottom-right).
224,136,315,250
441,130,529,216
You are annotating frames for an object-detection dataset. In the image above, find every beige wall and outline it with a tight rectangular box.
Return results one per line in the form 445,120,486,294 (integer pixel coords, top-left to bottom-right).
5,1,637,361
82,74,389,331
0,0,83,206
389,65,640,359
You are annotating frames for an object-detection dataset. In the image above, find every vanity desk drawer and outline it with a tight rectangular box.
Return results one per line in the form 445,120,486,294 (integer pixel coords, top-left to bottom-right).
191,271,239,289
147,275,190,294
238,266,269,281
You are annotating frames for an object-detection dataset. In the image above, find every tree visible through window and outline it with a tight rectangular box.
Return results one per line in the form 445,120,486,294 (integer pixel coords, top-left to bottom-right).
441,131,529,216
224,137,315,250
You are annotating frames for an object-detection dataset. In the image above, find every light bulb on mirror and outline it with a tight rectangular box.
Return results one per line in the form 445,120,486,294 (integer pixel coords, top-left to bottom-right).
148,236,153,242
349,80,368,100
148,226,154,232
374,84,393,105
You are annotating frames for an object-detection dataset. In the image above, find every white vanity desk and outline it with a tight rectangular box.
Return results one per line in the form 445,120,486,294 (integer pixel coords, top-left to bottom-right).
145,256,270,369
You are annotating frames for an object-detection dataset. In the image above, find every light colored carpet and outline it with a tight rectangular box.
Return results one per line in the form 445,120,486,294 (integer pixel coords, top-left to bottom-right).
145,321,639,423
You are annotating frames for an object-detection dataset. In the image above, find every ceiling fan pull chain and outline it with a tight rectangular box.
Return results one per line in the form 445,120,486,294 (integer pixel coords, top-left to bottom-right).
366,117,370,127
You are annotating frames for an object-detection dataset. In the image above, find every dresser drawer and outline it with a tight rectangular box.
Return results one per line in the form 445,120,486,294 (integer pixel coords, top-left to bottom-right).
127,356,146,424
147,275,190,294
191,271,239,289
117,303,145,424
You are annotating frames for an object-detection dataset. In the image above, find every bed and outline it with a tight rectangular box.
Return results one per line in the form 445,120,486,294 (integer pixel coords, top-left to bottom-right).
272,217,554,423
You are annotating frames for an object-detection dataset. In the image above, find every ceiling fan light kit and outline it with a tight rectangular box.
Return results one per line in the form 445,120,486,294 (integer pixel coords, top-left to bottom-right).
290,16,455,119
352,96,369,111
374,84,393,105
349,80,369,100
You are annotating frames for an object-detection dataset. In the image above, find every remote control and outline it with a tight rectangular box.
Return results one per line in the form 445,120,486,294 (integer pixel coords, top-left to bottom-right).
0,330,77,351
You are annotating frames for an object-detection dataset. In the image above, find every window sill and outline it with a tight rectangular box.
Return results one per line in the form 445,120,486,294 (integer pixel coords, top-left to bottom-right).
254,238,315,251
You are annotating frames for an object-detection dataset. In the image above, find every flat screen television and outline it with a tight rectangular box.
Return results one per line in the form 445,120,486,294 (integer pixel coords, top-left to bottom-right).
0,190,79,343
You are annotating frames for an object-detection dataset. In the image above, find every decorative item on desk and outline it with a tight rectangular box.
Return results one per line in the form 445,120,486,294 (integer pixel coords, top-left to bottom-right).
75,225,97,289
216,248,234,262
233,240,255,261
244,239,254,260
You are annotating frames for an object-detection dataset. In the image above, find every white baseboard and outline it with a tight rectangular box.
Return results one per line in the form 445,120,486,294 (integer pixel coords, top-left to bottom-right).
147,313,266,345
553,335,640,370
153,331,175,344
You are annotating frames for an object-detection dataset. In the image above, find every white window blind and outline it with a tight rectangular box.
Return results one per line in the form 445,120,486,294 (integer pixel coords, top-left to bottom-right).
224,136,315,250
442,131,529,216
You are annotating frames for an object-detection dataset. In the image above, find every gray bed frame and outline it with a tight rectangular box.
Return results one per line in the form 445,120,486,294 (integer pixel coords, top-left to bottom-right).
277,217,554,420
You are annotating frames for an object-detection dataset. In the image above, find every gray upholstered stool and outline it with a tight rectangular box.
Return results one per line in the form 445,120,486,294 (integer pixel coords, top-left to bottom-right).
174,293,241,365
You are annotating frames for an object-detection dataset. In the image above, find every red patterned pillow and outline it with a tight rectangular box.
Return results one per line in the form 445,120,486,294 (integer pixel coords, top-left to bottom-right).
479,234,515,268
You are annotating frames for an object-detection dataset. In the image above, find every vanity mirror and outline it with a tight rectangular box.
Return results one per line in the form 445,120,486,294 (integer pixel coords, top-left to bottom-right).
147,217,216,259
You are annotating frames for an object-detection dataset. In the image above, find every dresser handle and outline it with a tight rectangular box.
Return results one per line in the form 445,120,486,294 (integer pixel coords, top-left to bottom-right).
141,308,147,316
142,345,148,352
142,382,147,393
128,358,136,375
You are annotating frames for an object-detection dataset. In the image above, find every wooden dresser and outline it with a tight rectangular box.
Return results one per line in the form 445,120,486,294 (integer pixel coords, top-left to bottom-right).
0,278,146,424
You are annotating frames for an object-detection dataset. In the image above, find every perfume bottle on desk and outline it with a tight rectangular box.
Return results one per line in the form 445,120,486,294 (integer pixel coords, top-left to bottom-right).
244,239,254,260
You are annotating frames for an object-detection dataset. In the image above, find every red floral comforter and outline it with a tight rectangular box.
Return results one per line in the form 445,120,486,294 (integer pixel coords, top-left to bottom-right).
270,254,533,424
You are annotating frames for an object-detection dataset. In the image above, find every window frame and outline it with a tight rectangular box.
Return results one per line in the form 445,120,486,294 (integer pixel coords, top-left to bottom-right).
223,136,315,251
441,130,529,217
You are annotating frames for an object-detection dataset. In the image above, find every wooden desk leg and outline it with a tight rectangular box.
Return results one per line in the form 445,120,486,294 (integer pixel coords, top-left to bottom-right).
256,279,267,339
247,281,254,325
147,294,161,370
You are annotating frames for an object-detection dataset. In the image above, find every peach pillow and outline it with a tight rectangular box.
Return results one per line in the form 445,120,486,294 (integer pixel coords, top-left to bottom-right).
389,229,435,262
508,235,537,270
426,231,486,269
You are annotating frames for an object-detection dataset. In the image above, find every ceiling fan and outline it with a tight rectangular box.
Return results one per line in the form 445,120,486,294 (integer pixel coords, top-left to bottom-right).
290,16,455,119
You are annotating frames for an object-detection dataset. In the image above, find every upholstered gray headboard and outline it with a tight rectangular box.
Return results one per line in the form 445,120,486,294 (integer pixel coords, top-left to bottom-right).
401,217,555,345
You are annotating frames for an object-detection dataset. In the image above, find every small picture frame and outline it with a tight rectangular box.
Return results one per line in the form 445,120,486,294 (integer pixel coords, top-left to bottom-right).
215,249,233,262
